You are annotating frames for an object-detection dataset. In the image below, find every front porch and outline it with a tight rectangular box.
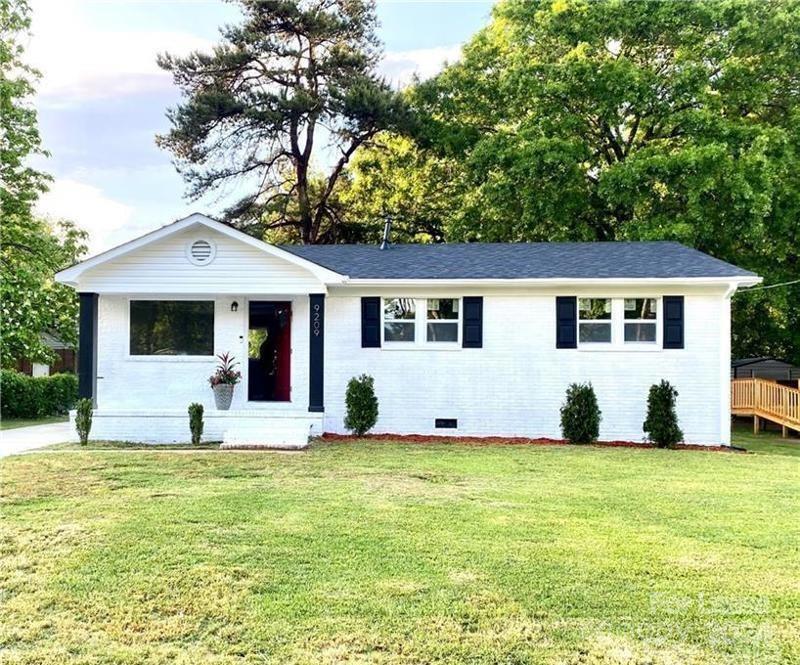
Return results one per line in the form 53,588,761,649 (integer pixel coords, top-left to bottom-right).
53,215,342,448
75,289,328,448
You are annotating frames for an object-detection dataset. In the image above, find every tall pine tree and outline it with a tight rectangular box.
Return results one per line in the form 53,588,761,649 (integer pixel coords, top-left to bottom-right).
158,0,410,244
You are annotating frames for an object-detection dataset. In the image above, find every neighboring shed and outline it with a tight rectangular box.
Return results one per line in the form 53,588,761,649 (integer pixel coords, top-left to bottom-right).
731,357,800,387
15,332,77,377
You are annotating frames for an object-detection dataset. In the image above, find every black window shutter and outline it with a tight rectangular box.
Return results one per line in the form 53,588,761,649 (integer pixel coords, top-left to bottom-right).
663,296,684,349
462,296,483,348
555,297,577,349
361,297,381,348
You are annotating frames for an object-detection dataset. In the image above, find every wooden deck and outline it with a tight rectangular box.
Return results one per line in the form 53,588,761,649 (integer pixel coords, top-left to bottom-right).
731,378,800,437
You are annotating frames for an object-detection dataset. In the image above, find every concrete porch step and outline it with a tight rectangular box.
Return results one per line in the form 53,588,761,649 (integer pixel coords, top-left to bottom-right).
220,415,317,449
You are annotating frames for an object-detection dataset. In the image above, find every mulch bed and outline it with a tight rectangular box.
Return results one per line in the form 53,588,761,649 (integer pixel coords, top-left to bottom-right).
321,432,743,453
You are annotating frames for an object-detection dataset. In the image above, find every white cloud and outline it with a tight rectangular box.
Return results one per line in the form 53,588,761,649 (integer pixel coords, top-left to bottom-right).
36,179,135,255
26,0,460,103
27,0,213,106
380,44,462,88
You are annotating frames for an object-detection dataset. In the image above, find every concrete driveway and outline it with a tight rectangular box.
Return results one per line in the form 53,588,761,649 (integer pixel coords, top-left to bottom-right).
0,422,76,458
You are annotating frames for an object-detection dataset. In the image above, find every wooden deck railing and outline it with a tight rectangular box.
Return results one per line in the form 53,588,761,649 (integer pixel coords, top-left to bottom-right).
731,378,800,435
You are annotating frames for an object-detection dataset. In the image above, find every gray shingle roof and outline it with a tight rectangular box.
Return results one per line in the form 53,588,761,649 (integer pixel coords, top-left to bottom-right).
280,241,756,280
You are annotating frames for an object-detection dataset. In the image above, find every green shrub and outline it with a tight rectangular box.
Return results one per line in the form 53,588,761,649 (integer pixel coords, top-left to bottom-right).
643,380,684,448
43,374,79,414
0,370,78,418
75,398,93,445
188,402,204,445
344,374,378,436
560,382,601,444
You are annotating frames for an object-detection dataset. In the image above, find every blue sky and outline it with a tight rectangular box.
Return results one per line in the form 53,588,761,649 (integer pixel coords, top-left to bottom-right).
28,1,494,254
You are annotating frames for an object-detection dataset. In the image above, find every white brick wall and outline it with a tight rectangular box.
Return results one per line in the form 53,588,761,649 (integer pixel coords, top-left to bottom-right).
322,288,731,445
96,295,310,414
93,288,731,446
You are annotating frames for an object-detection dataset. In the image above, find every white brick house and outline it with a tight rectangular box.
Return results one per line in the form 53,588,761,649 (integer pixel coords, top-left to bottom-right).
55,213,760,447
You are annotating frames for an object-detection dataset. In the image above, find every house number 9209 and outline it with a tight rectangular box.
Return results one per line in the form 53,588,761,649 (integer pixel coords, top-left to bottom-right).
312,304,321,337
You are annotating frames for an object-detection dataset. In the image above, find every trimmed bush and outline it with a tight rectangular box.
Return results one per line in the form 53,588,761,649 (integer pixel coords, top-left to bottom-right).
344,374,378,436
188,403,204,445
560,382,601,444
0,370,78,418
643,380,684,448
75,398,93,445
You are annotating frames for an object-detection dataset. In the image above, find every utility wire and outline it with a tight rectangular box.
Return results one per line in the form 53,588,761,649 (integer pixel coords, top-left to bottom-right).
738,277,800,292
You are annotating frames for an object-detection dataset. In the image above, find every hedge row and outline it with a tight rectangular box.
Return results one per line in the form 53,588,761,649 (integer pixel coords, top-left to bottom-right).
0,370,78,419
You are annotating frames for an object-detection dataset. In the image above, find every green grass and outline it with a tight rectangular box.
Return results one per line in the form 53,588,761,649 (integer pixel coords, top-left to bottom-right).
46,440,222,451
1,439,798,664
732,421,800,457
0,414,68,430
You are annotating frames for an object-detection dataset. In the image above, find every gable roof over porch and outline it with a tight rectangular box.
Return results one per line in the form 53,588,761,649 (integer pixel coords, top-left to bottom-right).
55,213,346,294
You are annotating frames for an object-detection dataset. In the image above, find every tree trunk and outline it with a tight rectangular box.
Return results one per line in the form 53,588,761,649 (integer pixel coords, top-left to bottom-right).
295,159,313,244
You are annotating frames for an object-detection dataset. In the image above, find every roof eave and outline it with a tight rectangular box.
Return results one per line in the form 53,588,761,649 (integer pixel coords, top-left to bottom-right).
339,275,762,288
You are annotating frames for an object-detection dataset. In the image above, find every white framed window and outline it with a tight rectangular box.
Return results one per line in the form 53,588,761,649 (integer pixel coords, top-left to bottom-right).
383,298,416,342
578,298,612,344
576,296,661,349
381,297,462,347
426,298,460,343
624,298,657,343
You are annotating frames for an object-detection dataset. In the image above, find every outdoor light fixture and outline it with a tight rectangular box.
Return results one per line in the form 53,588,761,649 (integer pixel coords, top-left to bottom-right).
231,301,239,312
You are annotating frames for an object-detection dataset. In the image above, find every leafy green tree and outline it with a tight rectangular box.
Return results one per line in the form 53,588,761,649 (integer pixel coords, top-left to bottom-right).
1,218,87,367
0,0,87,367
341,134,462,242
376,0,799,362
0,0,47,219
158,0,410,244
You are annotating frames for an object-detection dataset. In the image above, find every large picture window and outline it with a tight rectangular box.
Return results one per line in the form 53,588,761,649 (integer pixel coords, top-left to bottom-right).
129,300,214,356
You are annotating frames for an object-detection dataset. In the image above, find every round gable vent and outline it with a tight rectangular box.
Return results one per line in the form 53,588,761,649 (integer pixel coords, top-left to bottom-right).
187,238,216,266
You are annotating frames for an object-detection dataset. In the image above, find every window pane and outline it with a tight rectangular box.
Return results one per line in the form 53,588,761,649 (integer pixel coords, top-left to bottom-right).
427,322,458,342
384,322,415,342
625,322,656,342
578,298,611,320
384,298,415,320
624,298,657,320
130,300,214,355
579,322,611,343
427,298,459,320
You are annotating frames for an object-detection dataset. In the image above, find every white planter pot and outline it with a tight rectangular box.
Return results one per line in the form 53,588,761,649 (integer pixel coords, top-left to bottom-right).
212,384,235,410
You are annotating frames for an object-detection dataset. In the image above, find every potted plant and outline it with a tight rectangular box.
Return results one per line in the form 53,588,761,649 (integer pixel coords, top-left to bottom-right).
208,352,241,410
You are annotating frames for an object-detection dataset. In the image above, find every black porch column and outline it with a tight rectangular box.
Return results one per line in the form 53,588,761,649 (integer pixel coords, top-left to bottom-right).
78,292,99,404
308,293,325,412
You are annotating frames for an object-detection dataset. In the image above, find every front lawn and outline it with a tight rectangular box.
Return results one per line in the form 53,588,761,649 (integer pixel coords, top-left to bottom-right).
1,440,798,664
732,421,800,458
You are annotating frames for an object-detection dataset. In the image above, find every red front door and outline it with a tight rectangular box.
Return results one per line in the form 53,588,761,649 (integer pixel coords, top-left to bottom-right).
247,301,291,402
